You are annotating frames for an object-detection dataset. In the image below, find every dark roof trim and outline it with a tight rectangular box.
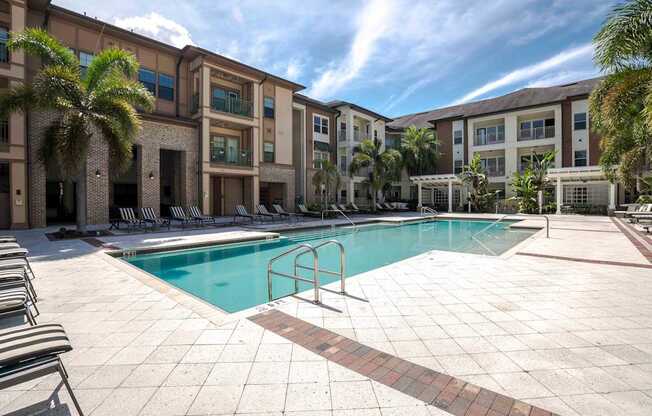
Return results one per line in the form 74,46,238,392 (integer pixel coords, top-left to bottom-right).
140,112,197,128
293,93,337,113
47,5,181,54
327,101,392,122
427,100,568,124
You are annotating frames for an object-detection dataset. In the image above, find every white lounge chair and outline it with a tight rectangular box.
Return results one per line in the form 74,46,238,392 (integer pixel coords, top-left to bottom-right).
256,204,281,222
140,207,170,229
234,205,255,223
170,206,195,227
118,207,143,231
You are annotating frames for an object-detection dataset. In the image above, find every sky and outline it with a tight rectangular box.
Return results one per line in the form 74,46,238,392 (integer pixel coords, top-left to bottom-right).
53,0,615,118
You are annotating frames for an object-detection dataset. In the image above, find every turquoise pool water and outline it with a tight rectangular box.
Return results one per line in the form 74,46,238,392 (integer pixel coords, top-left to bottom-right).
126,220,536,312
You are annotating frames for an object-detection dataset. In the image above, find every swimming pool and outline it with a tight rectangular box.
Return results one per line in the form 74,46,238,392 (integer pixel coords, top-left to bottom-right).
125,219,536,312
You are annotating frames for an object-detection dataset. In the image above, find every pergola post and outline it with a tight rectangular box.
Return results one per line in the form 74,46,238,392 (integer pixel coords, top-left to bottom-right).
609,182,616,210
447,179,453,213
556,177,562,214
417,182,422,207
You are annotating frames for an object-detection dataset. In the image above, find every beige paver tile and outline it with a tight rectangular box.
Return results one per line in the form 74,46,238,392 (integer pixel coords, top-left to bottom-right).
285,383,332,412
330,381,379,410
139,386,200,416
490,371,553,399
561,393,626,416
77,364,136,389
91,387,156,416
181,344,225,363
248,361,291,384
205,362,252,386
163,363,213,386
188,384,243,415
121,363,176,387
237,384,288,413
290,360,329,384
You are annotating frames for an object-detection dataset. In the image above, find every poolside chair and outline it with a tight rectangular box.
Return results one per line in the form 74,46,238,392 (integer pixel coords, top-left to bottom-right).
615,204,640,217
297,204,321,218
234,205,255,224
170,206,195,228
0,324,84,416
0,236,16,243
118,207,143,232
375,202,390,212
0,257,36,281
0,269,38,305
0,242,20,249
273,204,299,222
256,204,280,222
0,287,37,325
188,205,219,226
628,204,652,223
140,207,170,230
383,202,401,211
350,202,371,214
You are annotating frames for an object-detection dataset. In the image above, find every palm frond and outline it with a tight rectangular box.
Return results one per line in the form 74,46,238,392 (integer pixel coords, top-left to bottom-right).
85,48,140,92
593,0,652,70
8,28,78,68
90,100,141,144
0,84,39,117
92,115,135,174
93,77,155,113
39,114,91,177
32,65,84,110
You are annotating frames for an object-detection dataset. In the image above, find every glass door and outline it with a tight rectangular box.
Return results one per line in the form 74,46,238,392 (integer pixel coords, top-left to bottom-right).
226,137,239,164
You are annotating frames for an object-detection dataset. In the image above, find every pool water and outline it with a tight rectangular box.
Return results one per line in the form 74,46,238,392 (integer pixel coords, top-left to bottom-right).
126,220,536,312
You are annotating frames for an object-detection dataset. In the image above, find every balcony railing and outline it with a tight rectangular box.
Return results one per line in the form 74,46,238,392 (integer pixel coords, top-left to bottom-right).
474,132,505,146
486,168,505,177
210,147,253,167
0,119,7,145
353,130,362,142
338,129,347,142
211,96,253,118
518,125,555,141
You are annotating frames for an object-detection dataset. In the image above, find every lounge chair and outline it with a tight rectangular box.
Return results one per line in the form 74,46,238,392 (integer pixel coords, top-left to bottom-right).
375,202,390,212
350,202,370,214
0,269,38,305
258,204,283,222
0,236,16,243
0,242,19,249
118,207,143,231
170,206,195,228
383,202,400,211
615,204,640,217
0,287,37,325
297,204,321,218
0,324,84,415
273,204,299,221
0,257,35,281
628,204,652,223
188,205,219,226
234,205,255,224
140,207,170,230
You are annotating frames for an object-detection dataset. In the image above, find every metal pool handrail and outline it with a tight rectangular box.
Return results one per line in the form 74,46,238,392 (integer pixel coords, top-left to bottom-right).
322,208,357,231
294,240,346,295
420,206,438,216
515,213,550,238
470,214,508,256
267,244,320,304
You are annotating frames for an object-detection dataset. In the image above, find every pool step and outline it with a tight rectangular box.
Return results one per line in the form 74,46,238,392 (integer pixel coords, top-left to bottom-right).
287,228,355,243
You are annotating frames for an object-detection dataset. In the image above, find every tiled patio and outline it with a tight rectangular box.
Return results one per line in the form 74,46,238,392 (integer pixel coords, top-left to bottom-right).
3,214,652,415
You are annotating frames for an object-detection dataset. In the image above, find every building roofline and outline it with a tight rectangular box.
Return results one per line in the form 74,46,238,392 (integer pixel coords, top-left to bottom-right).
327,100,393,122
293,93,337,113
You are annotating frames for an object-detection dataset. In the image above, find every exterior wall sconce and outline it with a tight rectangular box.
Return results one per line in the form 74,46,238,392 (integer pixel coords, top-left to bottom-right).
149,171,155,180
95,169,101,178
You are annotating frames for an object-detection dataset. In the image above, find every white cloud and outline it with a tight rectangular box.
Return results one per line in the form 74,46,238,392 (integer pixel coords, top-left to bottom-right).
308,0,396,100
114,12,195,48
453,43,594,104
285,59,303,80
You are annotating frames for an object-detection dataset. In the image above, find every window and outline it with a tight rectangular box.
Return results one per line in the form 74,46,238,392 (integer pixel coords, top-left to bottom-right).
0,27,8,64
374,130,378,140
139,69,156,95
313,115,329,135
264,97,274,118
479,156,505,176
313,150,329,169
158,73,174,101
79,51,94,78
340,155,347,172
0,117,7,144
453,130,463,145
574,112,587,130
263,142,275,162
574,150,587,167
454,160,463,174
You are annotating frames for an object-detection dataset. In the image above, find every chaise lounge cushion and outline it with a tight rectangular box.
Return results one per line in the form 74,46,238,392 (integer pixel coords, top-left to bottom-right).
0,288,28,312
0,324,71,367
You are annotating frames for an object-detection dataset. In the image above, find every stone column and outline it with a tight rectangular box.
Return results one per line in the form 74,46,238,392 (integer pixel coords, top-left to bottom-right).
347,180,354,205
556,177,562,214
448,180,453,213
417,182,422,207
609,182,616,210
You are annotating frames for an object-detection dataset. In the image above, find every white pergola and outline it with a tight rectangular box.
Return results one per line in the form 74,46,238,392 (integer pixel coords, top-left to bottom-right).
546,166,616,214
410,174,462,213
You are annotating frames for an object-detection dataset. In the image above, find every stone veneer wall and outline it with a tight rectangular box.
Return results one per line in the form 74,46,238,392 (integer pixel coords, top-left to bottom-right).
28,113,198,227
259,164,296,211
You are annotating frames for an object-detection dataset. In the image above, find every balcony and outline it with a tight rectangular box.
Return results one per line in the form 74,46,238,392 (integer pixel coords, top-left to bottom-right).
353,130,362,142
211,96,253,118
473,129,505,146
210,147,253,167
486,168,506,177
518,125,555,141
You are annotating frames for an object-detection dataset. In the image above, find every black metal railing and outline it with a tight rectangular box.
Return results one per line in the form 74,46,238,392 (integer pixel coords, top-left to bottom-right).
210,146,253,167
211,96,253,118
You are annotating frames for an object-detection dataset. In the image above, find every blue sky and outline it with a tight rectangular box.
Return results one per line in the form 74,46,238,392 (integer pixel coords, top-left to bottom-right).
54,0,614,118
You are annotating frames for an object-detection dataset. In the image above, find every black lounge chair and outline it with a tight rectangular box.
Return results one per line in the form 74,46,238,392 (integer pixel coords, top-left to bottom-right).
256,204,280,222
234,205,255,224
170,206,195,228
0,268,38,305
118,207,143,232
273,204,299,221
297,204,321,218
0,287,37,325
350,202,371,214
140,207,170,230
0,236,16,243
0,324,83,415
188,205,220,226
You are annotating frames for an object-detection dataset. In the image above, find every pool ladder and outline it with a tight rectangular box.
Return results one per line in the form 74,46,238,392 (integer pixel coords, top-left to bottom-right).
420,206,439,216
267,240,346,304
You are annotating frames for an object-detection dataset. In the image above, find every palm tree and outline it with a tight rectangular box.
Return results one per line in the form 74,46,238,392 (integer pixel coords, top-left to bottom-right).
349,137,402,211
312,160,341,209
0,28,155,232
400,125,439,176
510,170,538,214
528,150,556,190
589,0,652,191
458,154,498,212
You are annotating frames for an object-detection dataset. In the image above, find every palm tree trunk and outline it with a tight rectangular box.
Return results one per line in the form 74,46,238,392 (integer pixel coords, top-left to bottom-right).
76,164,88,234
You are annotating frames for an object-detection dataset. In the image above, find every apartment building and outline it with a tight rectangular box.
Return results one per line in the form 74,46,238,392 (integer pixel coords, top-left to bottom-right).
0,1,318,229
388,78,621,214
292,94,337,206
0,0,27,229
328,101,392,205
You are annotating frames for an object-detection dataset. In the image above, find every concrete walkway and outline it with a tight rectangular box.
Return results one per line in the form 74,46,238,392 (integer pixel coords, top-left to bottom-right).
2,214,652,415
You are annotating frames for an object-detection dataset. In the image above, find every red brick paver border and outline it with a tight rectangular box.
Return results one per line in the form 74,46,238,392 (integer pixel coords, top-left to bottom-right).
516,252,652,269
611,217,652,263
249,309,559,416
